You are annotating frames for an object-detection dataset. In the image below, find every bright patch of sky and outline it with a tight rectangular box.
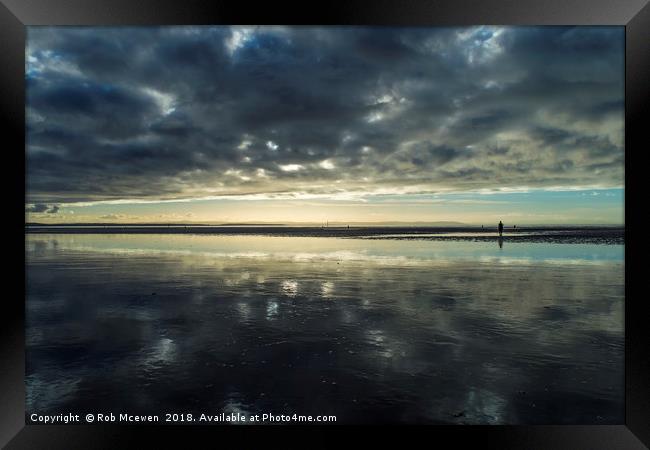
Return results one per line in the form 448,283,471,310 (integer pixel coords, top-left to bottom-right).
28,188,624,225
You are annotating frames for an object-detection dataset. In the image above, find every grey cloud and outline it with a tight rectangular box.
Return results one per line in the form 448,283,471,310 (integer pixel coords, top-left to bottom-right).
26,26,624,204
26,203,49,213
26,203,59,213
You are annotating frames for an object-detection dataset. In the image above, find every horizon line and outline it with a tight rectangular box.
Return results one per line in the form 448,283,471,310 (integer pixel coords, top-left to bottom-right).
25,221,625,227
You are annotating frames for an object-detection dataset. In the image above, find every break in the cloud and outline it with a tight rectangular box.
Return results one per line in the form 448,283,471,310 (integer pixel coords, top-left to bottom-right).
25,26,624,221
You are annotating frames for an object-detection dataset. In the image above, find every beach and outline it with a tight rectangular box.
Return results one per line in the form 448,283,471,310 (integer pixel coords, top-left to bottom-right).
26,225,624,245
25,230,624,424
22,23,628,430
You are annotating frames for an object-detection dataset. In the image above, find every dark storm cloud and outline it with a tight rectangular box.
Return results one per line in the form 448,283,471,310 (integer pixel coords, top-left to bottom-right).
26,26,624,204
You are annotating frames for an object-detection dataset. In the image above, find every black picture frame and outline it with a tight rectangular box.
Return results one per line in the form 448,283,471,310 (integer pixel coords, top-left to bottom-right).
2,1,648,448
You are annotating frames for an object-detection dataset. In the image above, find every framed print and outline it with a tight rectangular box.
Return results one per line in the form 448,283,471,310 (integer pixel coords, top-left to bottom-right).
1,0,648,448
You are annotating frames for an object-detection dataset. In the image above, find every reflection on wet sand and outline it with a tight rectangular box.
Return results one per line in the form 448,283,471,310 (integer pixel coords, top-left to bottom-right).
26,235,624,424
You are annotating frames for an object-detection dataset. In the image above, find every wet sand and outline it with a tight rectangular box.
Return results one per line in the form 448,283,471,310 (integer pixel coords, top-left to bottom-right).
26,234,624,424
26,225,625,245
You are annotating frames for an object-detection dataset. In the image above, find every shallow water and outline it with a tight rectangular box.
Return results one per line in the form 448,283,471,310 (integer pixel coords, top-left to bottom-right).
26,234,624,424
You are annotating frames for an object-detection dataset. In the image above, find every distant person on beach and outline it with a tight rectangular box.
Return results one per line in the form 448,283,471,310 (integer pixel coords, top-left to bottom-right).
498,220,503,236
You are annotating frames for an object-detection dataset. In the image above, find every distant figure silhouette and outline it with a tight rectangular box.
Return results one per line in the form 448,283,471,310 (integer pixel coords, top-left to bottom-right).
498,220,504,236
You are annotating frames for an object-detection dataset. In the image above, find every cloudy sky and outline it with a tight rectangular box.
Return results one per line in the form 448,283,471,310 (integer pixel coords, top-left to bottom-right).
26,26,624,225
